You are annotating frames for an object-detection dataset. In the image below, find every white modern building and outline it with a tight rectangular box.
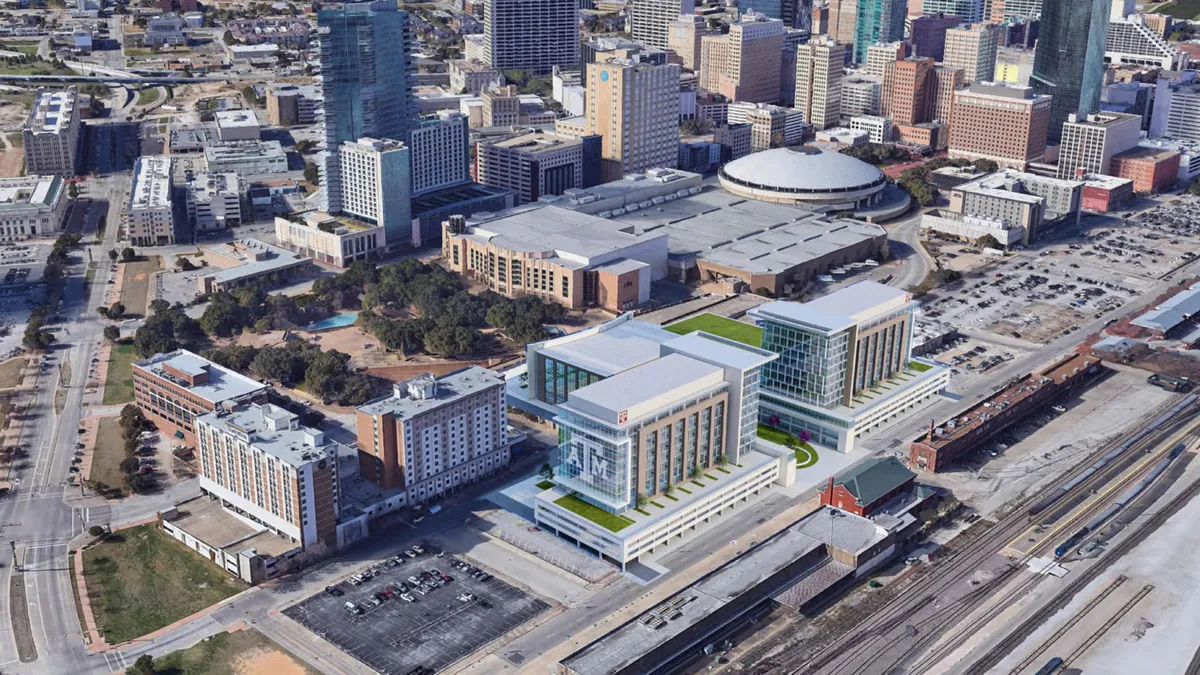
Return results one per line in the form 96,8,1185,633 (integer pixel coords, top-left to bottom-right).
408,114,470,197
509,314,795,567
631,0,694,49
196,403,342,551
274,211,385,268
1056,111,1142,180
144,13,185,46
850,115,893,143
920,212,1025,246
214,110,261,142
1106,15,1188,70
1149,71,1200,142
841,76,883,118
129,155,175,246
186,172,244,231
23,88,81,177
748,281,950,454
339,137,412,247
0,175,69,240
203,140,288,175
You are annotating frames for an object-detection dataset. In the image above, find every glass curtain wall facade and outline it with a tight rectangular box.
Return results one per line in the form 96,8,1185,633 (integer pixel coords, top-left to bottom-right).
853,0,907,64
541,357,604,405
557,390,729,514
317,1,415,215
1030,0,1109,142
761,322,851,407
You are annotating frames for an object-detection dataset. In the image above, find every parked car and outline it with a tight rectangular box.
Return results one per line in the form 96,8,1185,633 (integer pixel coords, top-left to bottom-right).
344,601,362,615
324,585,344,597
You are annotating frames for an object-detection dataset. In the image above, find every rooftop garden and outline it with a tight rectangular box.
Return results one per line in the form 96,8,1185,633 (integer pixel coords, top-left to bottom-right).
554,493,634,533
664,313,763,347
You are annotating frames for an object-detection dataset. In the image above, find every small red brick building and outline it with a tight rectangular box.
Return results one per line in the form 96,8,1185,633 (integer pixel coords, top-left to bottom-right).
1081,175,1134,213
1110,146,1181,194
819,456,917,517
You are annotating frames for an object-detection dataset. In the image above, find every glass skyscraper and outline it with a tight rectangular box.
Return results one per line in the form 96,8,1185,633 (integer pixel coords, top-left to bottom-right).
853,0,907,64
1030,0,1109,142
317,1,415,220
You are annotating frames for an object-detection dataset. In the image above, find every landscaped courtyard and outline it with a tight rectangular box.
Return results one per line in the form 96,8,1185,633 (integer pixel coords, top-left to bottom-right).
554,493,634,532
757,424,819,468
664,313,763,347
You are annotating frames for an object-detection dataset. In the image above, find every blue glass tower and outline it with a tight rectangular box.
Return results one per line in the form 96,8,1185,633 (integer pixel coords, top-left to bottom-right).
317,1,415,220
852,0,907,64
1030,0,1109,142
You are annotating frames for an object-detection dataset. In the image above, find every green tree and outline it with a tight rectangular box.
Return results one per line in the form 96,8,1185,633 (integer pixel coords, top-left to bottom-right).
119,457,140,474
120,247,136,262
108,249,118,261
303,162,320,185
304,349,352,401
539,463,554,481
975,233,1002,250
149,298,170,314
108,302,125,319
176,256,196,271
103,325,120,342
129,654,155,675
423,324,480,357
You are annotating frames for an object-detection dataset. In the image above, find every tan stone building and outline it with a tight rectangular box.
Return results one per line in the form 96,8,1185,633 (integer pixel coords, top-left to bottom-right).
441,206,668,311
943,24,999,83
355,369,510,503
700,13,785,103
667,14,707,71
794,37,845,131
585,60,680,181
482,85,521,127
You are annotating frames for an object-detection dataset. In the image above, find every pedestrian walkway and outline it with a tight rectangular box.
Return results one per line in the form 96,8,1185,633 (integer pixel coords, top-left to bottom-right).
470,508,615,584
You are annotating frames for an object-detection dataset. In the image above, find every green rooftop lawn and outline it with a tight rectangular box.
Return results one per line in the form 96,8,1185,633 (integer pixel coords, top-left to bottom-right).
908,360,932,373
554,494,634,532
664,313,763,347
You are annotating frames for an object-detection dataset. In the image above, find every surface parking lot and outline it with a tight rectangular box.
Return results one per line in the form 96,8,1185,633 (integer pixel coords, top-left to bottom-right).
284,547,550,674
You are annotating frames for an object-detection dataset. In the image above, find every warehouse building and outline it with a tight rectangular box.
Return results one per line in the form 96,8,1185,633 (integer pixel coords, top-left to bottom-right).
909,353,1103,472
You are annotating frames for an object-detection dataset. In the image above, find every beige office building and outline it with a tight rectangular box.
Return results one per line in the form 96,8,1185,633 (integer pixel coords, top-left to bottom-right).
943,24,999,83
631,0,694,49
1056,111,1142,180
864,41,905,77
795,37,846,131
482,85,521,127
585,60,681,181
129,156,175,246
948,83,1052,169
823,0,858,44
700,13,785,103
668,14,707,71
23,88,81,177
476,131,584,204
274,212,384,268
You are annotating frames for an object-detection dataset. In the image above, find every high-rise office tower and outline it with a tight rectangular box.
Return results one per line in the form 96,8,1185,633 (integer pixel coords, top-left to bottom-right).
944,23,999,83
948,83,1052,168
668,14,707,71
882,56,934,125
586,60,681,181
795,37,846,130
408,113,471,197
1000,0,1040,18
484,0,579,73
853,0,907,64
339,138,413,245
909,14,963,60
864,40,905,76
779,28,808,105
317,1,415,216
1031,0,1109,143
922,0,983,22
781,0,813,29
821,0,858,45
930,65,963,125
700,13,785,103
632,0,695,49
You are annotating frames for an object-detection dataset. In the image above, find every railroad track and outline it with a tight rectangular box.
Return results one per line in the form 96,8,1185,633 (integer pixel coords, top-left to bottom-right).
1001,576,1128,675
1060,584,1153,669
774,395,1199,675
961,475,1200,674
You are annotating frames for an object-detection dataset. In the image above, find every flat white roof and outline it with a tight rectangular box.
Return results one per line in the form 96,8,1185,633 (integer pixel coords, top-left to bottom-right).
752,281,910,334
134,349,267,404
26,89,76,135
131,156,173,210
564,353,724,424
215,110,260,128
538,318,673,377
0,175,62,211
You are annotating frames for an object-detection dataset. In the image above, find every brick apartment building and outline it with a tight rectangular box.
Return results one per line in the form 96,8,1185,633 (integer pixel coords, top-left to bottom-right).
355,368,513,504
1110,146,1182,194
132,350,268,445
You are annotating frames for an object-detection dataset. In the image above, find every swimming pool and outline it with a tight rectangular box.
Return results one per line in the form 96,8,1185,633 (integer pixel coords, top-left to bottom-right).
304,313,359,332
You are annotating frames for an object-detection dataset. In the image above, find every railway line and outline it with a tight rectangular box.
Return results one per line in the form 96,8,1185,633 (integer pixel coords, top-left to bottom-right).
961,473,1200,674
727,394,1200,675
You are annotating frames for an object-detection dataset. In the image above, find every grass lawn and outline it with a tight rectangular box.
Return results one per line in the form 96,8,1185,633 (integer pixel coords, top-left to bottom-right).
677,486,692,494
90,417,129,496
81,525,246,643
795,444,819,468
0,41,40,56
664,493,679,501
664,313,763,347
535,480,555,490
0,356,25,389
5,132,20,148
716,466,731,474
692,480,705,487
136,87,160,106
152,629,318,675
907,360,932,373
635,507,650,516
102,341,138,405
650,501,665,509
120,256,159,317
0,61,74,76
554,494,633,532
704,473,717,481
757,424,799,446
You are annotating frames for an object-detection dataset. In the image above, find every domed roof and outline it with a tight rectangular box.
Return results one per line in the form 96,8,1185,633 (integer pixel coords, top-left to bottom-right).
720,146,885,192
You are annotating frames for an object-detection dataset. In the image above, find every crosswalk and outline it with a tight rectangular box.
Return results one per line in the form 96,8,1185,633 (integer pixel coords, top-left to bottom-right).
102,649,128,672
